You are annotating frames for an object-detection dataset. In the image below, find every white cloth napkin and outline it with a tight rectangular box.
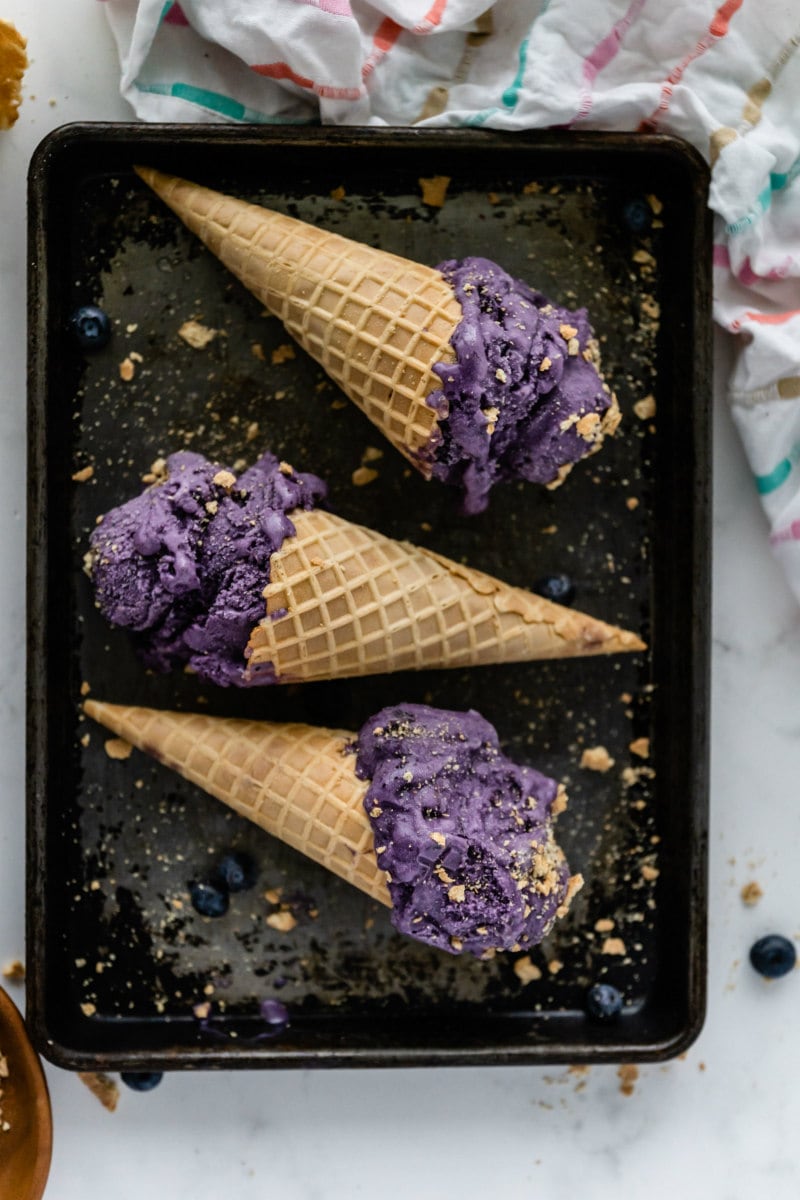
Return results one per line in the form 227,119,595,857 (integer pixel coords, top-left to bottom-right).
103,0,800,602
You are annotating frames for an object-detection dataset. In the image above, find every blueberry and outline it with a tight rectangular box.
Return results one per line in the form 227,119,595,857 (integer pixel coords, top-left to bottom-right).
749,934,797,979
215,851,257,893
622,198,652,233
70,304,111,350
190,879,229,918
121,1071,163,1092
586,982,623,1020
259,998,289,1031
533,573,575,606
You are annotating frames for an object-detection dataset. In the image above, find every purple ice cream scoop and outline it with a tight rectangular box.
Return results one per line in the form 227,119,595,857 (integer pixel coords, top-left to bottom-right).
425,257,619,515
88,450,326,685
354,703,581,957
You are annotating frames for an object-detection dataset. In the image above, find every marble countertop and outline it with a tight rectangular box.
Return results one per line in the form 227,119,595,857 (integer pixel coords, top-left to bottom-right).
1,4,798,1198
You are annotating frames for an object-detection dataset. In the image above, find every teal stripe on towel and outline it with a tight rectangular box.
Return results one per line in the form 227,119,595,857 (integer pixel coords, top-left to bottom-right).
755,458,792,494
727,158,800,235
134,81,314,124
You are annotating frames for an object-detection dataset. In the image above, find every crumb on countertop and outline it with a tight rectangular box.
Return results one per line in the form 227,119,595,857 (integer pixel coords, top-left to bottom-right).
618,1063,638,1096
601,937,627,956
629,737,650,758
78,1071,119,1112
271,343,296,365
740,881,763,906
1,960,24,984
72,465,94,483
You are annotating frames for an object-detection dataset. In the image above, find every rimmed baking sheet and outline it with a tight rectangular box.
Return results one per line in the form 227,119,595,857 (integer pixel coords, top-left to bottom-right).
27,125,710,1068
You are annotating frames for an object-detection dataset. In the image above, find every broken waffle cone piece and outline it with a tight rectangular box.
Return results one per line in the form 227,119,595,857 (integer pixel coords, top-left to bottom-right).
135,165,462,473
247,507,646,682
0,20,27,130
84,700,390,905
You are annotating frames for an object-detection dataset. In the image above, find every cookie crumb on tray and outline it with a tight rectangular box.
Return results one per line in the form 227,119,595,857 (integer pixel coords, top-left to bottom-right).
352,466,378,487
633,394,656,420
419,175,450,207
513,955,542,984
104,737,132,761
178,319,218,349
580,745,615,773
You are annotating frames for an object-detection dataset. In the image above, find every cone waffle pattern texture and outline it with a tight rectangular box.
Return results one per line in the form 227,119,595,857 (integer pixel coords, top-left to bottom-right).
137,167,462,470
84,700,390,905
248,509,645,681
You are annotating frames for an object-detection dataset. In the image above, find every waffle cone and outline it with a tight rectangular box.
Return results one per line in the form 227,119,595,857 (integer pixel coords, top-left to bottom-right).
248,508,645,682
84,700,390,906
136,166,461,472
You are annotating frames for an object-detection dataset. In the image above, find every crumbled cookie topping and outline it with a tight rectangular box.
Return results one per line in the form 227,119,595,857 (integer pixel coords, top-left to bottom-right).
178,319,218,349
418,175,450,207
580,745,615,773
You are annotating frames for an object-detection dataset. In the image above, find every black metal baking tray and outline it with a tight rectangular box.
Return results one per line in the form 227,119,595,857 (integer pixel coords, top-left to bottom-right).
27,124,710,1069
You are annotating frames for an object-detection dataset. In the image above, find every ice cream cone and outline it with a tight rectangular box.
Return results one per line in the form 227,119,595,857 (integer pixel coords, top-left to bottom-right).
247,507,645,682
84,699,390,905
136,166,461,472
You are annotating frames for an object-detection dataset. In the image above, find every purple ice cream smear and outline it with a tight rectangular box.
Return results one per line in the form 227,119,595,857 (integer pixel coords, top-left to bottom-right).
354,703,576,957
426,257,617,515
88,450,326,686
